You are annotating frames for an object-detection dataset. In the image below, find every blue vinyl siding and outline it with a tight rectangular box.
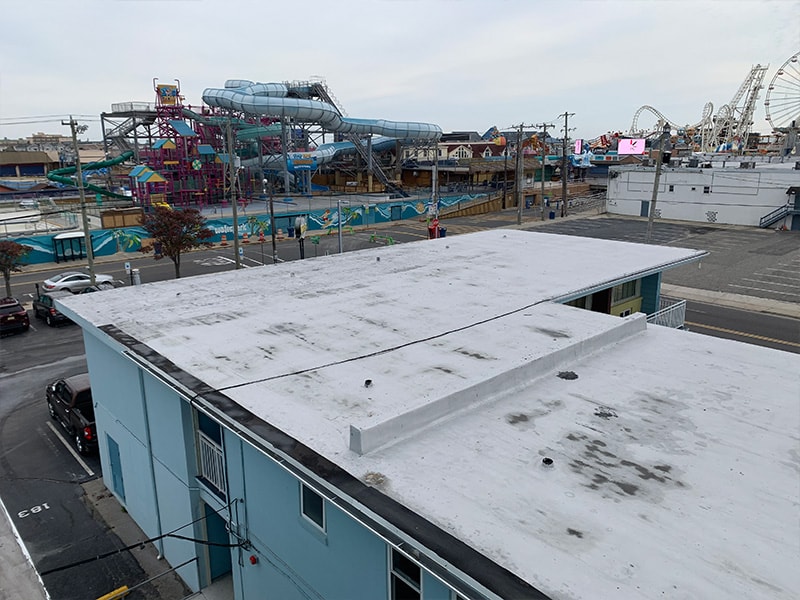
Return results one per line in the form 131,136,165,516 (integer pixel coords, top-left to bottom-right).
640,272,662,315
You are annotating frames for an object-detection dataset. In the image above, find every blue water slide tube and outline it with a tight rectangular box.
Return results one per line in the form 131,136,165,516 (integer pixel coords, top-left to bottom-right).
202,80,442,140
242,135,400,171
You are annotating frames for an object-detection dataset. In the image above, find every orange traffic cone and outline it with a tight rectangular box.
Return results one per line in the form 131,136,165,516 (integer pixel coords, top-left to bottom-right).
242,232,249,244
220,234,228,246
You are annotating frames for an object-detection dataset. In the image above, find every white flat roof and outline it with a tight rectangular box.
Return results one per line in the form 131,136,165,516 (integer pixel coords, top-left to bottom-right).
60,230,799,599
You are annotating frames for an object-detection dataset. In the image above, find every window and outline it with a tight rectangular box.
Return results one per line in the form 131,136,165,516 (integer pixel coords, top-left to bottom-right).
390,548,421,600
612,280,639,304
703,186,711,194
197,412,226,499
301,484,325,531
668,184,674,192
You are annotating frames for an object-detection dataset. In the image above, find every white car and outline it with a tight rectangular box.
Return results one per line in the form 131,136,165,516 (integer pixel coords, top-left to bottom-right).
18,199,39,210
41,272,115,294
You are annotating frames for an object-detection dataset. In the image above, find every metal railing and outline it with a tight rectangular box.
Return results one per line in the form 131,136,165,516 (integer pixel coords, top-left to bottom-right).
647,298,687,329
759,204,789,228
198,432,226,496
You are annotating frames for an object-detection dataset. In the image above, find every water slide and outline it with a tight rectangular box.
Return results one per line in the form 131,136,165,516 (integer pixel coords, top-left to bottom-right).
202,80,442,140
48,150,134,199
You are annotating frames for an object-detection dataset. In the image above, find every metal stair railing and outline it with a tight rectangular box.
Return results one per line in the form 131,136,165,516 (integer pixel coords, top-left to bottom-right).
759,204,790,228
646,299,686,329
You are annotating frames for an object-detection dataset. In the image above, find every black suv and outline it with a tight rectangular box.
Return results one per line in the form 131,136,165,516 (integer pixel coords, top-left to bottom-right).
0,297,30,335
32,291,73,327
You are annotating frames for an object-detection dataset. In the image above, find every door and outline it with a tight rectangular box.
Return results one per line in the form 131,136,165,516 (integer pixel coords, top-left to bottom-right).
640,200,650,217
107,435,126,502
204,503,232,581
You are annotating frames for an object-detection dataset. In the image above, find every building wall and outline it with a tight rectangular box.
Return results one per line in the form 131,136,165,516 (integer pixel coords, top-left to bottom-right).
640,272,661,315
606,166,798,226
83,331,201,590
610,296,642,317
83,329,469,599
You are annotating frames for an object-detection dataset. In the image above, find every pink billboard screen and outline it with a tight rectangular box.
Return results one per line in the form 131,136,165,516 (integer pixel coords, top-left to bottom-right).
618,138,646,155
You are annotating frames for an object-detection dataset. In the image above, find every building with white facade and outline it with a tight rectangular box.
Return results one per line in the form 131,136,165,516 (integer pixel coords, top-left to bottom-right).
606,160,800,229
58,230,800,600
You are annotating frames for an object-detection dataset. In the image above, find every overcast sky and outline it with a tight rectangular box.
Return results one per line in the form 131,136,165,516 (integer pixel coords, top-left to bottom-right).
1,0,798,143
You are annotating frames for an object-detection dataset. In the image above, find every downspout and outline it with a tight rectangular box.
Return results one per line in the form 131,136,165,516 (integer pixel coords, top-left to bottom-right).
139,369,165,558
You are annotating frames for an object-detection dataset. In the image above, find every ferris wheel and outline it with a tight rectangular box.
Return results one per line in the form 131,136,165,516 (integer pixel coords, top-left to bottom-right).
765,51,800,131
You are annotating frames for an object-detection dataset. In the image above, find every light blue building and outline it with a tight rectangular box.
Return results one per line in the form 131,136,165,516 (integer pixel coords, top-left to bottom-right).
58,230,799,600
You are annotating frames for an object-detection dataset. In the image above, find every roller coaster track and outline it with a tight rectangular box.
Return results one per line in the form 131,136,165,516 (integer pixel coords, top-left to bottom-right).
628,65,767,151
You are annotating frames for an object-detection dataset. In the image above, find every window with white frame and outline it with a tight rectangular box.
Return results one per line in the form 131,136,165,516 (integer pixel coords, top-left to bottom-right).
390,548,421,600
196,411,226,499
301,483,325,531
612,280,639,304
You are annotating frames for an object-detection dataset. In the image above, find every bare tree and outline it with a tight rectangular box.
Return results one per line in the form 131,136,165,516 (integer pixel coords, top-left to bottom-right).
139,206,213,278
0,240,32,298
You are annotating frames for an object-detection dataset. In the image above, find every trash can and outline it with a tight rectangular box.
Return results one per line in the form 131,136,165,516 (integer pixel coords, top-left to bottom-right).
549,211,556,220
287,226,295,238
439,227,447,238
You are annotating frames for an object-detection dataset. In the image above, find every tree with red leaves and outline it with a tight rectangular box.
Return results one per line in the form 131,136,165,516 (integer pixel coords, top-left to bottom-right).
0,240,32,298
139,206,213,278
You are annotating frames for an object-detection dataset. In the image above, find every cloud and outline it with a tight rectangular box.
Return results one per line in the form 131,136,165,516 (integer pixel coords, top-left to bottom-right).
1,0,798,141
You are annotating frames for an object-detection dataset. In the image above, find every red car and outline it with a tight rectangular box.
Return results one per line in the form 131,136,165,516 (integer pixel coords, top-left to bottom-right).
0,297,30,335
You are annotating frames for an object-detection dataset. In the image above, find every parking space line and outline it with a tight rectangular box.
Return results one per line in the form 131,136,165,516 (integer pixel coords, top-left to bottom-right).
741,278,800,289
0,494,50,599
45,422,94,477
727,283,800,297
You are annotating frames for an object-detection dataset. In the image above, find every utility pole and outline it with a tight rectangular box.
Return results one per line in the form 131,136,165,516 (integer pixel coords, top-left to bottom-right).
502,147,508,210
535,122,554,221
559,112,575,218
515,124,524,225
645,123,671,243
268,178,277,264
227,118,241,268
63,116,95,285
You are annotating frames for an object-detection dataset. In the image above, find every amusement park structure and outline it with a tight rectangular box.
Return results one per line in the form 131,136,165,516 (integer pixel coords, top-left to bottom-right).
627,64,769,152
100,78,442,208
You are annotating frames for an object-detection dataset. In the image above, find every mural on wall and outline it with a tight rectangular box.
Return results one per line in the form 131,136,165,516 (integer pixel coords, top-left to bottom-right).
4,194,486,265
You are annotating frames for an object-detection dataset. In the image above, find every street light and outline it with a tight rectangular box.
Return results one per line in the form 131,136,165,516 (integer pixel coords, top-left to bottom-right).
645,123,672,243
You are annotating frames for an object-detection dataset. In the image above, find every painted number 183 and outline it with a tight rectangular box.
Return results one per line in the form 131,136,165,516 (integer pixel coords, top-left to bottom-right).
18,503,50,518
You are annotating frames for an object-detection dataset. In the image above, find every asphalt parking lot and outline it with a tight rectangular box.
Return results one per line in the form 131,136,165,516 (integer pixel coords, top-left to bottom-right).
424,211,800,306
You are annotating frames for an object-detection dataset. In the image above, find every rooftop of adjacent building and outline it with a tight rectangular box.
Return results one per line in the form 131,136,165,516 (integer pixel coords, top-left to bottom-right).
58,229,800,600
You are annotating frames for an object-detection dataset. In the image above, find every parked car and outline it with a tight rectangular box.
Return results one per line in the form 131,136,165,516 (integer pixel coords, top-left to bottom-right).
42,271,115,294
18,198,39,210
46,373,97,454
78,282,116,294
32,291,73,326
0,297,30,335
